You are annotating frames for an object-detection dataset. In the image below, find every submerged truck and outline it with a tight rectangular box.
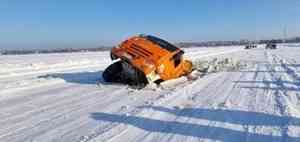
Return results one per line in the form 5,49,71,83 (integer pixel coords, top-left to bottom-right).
103,35,193,88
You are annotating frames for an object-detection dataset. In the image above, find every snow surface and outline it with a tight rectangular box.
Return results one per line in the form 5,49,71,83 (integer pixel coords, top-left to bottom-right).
0,45,300,142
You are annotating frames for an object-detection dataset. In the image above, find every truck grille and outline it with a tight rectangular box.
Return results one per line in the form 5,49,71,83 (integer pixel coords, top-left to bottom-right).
127,44,153,57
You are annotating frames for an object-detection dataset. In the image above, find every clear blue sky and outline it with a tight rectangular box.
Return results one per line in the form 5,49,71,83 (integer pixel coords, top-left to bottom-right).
0,0,299,49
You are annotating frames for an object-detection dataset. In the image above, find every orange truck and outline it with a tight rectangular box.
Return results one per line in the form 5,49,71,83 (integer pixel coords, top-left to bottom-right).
103,35,193,88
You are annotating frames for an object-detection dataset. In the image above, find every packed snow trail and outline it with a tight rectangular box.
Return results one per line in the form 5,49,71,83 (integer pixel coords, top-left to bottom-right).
0,45,300,142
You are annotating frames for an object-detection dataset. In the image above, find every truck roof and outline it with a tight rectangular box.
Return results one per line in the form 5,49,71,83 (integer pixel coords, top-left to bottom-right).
140,35,179,52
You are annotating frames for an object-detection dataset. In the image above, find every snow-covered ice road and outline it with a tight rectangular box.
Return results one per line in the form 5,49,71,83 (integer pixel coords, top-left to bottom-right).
0,45,300,142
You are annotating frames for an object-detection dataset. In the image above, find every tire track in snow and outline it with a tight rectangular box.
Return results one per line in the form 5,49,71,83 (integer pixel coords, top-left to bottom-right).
263,51,300,141
0,86,127,141
101,49,300,142
91,74,225,142
0,83,117,119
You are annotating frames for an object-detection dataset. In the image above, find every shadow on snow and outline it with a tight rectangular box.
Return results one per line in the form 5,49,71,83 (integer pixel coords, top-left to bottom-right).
231,61,300,92
38,71,106,85
236,80,300,92
138,106,300,126
90,107,300,142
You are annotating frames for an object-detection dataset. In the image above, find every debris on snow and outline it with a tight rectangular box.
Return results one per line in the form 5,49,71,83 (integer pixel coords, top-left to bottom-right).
160,77,188,89
121,105,130,110
192,57,246,74
173,105,184,110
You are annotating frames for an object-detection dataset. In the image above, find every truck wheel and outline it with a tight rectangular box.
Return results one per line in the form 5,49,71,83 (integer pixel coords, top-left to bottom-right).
102,61,123,82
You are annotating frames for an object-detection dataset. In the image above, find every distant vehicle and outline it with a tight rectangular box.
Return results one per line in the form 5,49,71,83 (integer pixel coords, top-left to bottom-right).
245,44,257,49
266,41,277,49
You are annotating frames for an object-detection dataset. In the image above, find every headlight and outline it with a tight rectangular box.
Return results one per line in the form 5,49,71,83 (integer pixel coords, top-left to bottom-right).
144,60,155,69
157,64,165,74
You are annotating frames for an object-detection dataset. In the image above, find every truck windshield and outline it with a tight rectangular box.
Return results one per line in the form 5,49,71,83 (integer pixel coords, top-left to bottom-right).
142,35,178,52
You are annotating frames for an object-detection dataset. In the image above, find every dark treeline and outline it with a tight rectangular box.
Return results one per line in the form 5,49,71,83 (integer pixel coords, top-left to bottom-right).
1,37,300,55
0,46,112,55
178,37,300,48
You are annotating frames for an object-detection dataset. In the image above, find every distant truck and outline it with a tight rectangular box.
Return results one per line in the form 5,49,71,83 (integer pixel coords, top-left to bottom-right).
265,41,277,49
245,44,257,49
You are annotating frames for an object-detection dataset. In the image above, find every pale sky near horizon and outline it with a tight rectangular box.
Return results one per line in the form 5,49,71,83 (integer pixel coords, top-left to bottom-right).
0,0,299,49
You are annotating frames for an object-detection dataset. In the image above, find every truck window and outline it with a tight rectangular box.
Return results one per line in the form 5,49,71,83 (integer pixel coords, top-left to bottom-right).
172,51,184,67
142,35,178,52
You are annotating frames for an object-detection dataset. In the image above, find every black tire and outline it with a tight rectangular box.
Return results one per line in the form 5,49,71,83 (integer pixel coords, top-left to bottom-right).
102,61,148,89
128,69,148,89
102,61,123,82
